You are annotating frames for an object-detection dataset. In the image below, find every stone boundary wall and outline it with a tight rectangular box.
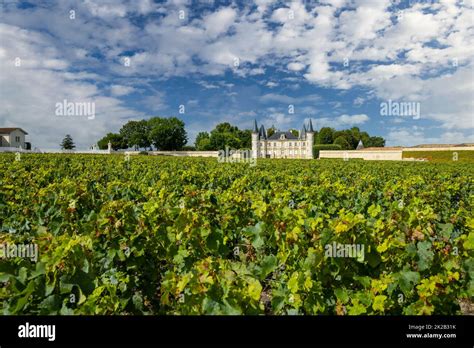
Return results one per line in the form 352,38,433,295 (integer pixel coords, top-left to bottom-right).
320,147,473,161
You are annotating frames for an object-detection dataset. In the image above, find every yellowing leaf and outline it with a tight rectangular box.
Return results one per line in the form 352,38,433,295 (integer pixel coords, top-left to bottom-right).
247,278,262,301
288,272,299,294
372,295,387,312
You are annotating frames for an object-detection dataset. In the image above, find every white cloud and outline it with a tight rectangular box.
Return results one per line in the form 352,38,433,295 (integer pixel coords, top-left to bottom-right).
314,114,370,129
203,7,237,38
287,62,305,71
110,85,136,96
0,23,142,149
385,128,474,147
1,0,473,146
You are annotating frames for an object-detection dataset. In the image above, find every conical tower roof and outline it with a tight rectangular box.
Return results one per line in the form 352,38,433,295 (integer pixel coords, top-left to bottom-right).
253,119,258,133
300,124,306,139
308,119,314,132
259,125,267,139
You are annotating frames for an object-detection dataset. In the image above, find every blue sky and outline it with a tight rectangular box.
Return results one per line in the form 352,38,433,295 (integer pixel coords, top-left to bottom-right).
1,0,473,149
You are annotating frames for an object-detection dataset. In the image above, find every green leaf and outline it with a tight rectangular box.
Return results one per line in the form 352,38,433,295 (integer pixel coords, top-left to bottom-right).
334,288,349,303
398,271,420,295
417,241,434,271
438,223,454,239
259,254,277,279
464,231,474,250
347,299,367,315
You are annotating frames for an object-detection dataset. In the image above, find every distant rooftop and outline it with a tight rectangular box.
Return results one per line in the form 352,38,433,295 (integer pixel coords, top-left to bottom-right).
0,128,28,135
268,131,298,140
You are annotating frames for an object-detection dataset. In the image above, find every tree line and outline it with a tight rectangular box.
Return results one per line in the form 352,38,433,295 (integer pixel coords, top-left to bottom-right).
97,117,187,151
315,127,385,149
91,117,384,151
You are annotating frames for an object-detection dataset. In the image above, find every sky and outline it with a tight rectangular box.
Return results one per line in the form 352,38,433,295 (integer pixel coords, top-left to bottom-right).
0,0,473,149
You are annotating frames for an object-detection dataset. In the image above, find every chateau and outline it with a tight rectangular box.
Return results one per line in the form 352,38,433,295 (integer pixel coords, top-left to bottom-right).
252,120,314,159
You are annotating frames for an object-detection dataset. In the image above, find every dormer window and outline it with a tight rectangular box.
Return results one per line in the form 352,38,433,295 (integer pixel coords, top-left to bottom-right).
280,134,285,140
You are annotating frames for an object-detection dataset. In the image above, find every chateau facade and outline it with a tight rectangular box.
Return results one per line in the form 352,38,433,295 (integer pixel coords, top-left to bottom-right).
252,120,314,159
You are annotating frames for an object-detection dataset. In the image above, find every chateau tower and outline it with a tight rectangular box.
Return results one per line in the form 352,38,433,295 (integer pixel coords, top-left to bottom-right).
251,120,259,159
259,124,267,157
306,119,315,159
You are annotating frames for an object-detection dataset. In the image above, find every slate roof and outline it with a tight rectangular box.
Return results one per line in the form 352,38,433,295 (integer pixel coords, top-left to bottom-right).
268,131,298,140
259,125,267,139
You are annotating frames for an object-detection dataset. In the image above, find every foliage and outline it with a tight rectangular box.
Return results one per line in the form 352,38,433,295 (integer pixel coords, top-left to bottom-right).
195,132,212,151
366,136,385,148
207,123,250,150
0,154,472,315
317,127,334,145
317,127,385,149
97,133,127,151
60,135,75,150
148,117,187,151
333,136,351,150
313,144,342,158
182,146,196,151
120,120,151,150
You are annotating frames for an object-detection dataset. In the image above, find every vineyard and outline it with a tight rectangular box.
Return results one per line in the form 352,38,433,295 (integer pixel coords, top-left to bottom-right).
0,154,473,315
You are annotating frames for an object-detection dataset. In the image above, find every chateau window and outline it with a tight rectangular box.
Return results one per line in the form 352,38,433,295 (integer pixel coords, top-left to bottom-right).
303,142,305,146
289,142,292,146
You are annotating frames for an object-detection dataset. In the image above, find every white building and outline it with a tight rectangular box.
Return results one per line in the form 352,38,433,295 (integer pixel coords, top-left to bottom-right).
0,128,29,149
252,120,314,159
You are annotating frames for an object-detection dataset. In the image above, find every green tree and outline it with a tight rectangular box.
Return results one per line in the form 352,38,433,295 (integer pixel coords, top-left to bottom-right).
148,117,187,150
317,127,334,144
238,129,252,149
97,133,127,150
60,134,75,150
367,136,385,147
333,135,351,150
195,132,212,150
360,131,370,148
349,127,361,149
120,120,151,150
209,122,246,150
